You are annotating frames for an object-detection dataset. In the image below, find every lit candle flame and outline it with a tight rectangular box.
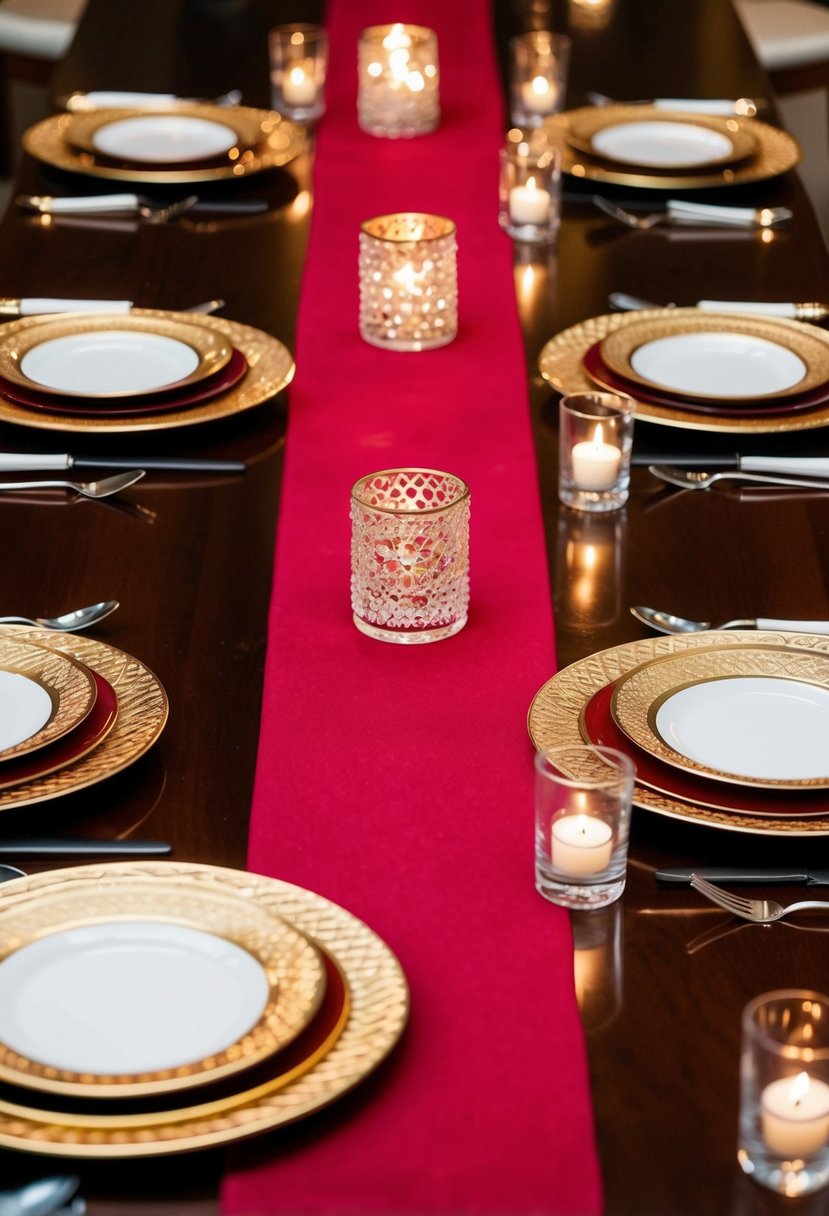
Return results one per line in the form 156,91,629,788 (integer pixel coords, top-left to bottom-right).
531,75,550,98
790,1072,812,1107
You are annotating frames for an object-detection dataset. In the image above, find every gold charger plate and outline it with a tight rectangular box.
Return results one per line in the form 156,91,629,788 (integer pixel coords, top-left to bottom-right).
0,879,326,1098
0,626,168,811
0,310,294,433
528,630,829,835
22,105,306,184
611,644,829,789
0,861,409,1158
545,105,800,189
539,308,829,433
599,312,829,403
566,107,757,170
0,636,96,762
0,313,233,399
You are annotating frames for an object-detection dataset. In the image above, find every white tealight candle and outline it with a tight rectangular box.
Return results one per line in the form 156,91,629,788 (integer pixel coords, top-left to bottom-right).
571,423,622,491
521,74,558,115
551,814,613,877
762,1072,829,1159
509,175,551,226
282,64,318,106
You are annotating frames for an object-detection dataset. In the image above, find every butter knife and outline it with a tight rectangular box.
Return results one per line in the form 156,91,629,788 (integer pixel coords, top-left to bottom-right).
657,867,829,885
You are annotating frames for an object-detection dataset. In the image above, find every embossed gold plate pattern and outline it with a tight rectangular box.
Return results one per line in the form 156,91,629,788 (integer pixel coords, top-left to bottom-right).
0,626,168,811
22,105,306,183
539,309,829,433
0,310,294,433
0,880,326,1097
611,646,829,788
528,631,829,835
0,314,233,398
0,637,96,761
599,313,829,403
566,108,757,170
545,105,800,189
0,861,409,1157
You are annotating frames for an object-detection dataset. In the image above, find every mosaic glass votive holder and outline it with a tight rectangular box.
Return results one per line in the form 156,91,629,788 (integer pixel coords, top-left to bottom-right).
359,213,458,352
269,23,328,124
558,391,636,513
739,990,829,1196
358,23,440,138
508,30,571,128
499,133,562,244
350,468,470,645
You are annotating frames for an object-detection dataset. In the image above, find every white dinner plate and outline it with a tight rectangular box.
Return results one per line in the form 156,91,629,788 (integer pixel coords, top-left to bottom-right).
20,330,201,395
589,119,734,168
629,331,807,398
91,115,237,164
654,676,829,782
0,670,54,752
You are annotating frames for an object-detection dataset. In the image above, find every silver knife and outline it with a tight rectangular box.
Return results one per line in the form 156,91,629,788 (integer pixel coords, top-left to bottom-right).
0,839,172,855
656,867,829,885
0,453,246,473
0,297,133,317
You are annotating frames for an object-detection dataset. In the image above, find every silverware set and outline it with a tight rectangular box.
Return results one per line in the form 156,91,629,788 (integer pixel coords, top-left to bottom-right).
593,195,792,231
648,463,829,491
630,606,829,635
17,193,268,222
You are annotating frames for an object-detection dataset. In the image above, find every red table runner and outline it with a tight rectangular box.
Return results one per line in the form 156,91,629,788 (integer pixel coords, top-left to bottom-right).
223,1,602,1212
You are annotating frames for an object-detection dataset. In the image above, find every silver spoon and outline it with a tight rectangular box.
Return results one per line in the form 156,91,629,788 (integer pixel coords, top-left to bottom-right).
0,600,119,630
0,1176,80,1216
630,606,829,635
649,465,829,492
0,471,144,499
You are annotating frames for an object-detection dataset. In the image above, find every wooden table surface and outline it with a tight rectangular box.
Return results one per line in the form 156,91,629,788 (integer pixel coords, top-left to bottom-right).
1,1,829,1212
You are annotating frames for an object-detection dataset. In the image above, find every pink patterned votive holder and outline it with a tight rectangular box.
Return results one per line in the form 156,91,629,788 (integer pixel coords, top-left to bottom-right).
350,468,470,644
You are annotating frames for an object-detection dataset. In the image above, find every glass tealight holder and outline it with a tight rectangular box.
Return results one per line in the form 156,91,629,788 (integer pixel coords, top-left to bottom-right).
508,30,571,128
269,24,328,124
558,391,636,513
739,990,829,1196
499,132,562,244
359,212,457,352
358,23,440,138
534,744,635,909
350,468,470,644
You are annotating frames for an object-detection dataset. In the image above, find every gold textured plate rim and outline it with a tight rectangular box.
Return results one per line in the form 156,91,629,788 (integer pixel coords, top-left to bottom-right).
0,309,294,433
0,636,97,762
528,630,829,835
0,313,233,399
545,106,800,189
0,861,409,1157
599,313,829,403
566,107,757,170
539,308,829,433
0,625,168,811
611,645,829,789
0,879,326,1098
64,104,253,162
22,106,306,184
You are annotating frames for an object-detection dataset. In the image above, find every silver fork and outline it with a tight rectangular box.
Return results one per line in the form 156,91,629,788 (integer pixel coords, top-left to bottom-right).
649,465,829,492
593,196,664,230
138,194,199,223
690,874,829,923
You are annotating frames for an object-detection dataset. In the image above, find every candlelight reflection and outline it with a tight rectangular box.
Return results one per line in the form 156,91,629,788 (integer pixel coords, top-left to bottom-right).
572,903,623,1033
554,507,626,627
569,0,617,32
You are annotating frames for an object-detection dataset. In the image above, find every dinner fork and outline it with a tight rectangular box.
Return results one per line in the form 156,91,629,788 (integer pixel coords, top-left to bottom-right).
690,874,829,923
649,465,829,492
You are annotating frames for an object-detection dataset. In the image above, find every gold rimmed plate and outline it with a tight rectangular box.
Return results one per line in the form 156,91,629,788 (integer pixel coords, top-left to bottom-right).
528,630,829,835
23,106,306,184
599,313,829,403
0,636,97,762
539,308,829,433
566,107,757,171
0,878,326,1098
611,645,829,789
0,313,233,400
0,310,294,433
0,625,168,812
0,861,409,1158
545,105,800,190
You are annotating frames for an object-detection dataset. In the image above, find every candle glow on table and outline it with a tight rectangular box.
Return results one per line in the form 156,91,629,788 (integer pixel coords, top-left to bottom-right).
521,74,558,114
508,175,551,225
761,1072,829,1159
282,65,318,107
571,423,623,491
551,814,613,876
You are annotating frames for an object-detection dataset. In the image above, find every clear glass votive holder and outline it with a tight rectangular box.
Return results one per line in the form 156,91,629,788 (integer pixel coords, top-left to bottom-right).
269,24,328,124
558,391,636,513
508,30,571,128
358,23,440,138
534,744,635,909
499,132,562,244
350,468,470,644
359,213,458,352
739,990,829,1196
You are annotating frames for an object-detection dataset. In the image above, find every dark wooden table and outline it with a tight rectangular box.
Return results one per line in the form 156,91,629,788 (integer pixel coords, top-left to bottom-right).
1,1,829,1213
